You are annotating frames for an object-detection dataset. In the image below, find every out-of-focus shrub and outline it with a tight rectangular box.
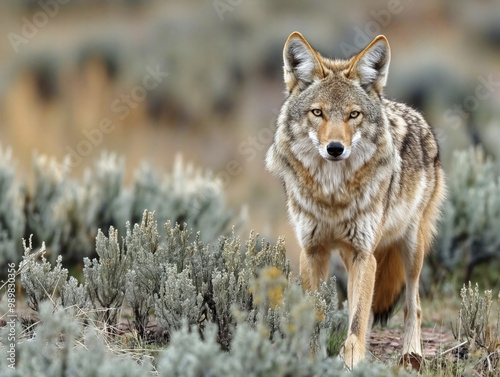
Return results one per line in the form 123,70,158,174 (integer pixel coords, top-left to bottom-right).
0,150,238,268
428,148,500,285
0,146,25,269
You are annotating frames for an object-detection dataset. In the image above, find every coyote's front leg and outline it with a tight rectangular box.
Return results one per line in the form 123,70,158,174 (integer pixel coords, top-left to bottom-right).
299,246,331,291
339,247,377,369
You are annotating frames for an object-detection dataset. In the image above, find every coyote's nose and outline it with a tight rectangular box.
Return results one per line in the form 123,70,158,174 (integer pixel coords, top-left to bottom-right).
326,142,344,157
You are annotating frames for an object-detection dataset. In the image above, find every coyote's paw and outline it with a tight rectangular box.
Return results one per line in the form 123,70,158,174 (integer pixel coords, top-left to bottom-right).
399,352,423,371
343,334,365,369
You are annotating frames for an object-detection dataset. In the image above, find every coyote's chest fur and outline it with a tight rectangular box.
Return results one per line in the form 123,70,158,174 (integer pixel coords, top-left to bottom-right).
269,103,409,252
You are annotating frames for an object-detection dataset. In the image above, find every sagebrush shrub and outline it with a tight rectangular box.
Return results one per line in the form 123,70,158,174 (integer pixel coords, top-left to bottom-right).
452,282,495,350
124,211,162,339
83,227,129,327
0,150,238,269
20,238,67,312
0,146,25,269
433,282,500,376
0,302,152,377
429,147,500,283
0,290,402,377
2,211,367,376
130,157,237,243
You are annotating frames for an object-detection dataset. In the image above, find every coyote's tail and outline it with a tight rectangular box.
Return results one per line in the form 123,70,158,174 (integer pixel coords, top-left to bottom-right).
372,245,405,326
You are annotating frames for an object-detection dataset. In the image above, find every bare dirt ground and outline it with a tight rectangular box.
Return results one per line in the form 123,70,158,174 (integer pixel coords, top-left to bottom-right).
369,327,455,363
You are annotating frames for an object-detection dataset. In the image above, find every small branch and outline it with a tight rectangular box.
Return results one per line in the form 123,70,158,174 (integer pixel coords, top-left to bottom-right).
439,340,467,356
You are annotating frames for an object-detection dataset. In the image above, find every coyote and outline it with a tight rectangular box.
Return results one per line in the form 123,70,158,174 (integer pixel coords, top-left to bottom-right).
265,32,445,369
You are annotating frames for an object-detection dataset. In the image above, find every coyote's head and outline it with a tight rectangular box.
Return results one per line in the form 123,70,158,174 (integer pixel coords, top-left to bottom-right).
282,32,390,162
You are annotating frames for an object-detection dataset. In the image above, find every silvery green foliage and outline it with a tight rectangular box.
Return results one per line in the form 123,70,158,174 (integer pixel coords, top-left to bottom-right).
249,268,348,357
9,217,359,377
157,324,227,377
20,239,68,311
16,150,237,266
25,153,102,264
60,276,91,310
19,237,90,312
85,152,132,236
121,211,236,341
212,234,291,347
310,277,348,350
57,153,131,262
23,153,95,264
0,146,25,267
83,227,129,326
432,147,500,281
271,280,321,356
124,212,216,340
130,156,236,243
25,153,69,259
122,211,291,347
211,267,242,347
453,282,494,348
155,264,204,332
124,211,162,339
218,231,290,314
315,277,344,332
0,303,151,377
0,295,378,377
157,292,406,377
153,223,291,349
55,177,95,261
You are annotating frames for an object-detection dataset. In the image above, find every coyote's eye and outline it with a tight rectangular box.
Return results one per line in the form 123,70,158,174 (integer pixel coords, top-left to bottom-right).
311,109,322,117
349,111,360,119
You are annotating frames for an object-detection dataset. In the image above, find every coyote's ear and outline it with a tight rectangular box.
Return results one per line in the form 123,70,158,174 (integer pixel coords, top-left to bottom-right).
348,35,390,95
283,32,325,93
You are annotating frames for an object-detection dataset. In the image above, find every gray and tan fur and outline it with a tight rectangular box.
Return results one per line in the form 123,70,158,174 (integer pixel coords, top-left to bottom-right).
265,32,445,369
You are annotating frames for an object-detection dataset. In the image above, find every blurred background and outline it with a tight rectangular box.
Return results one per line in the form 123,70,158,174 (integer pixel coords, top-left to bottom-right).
0,0,499,281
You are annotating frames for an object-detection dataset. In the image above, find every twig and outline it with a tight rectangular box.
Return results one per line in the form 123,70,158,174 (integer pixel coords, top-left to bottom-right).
439,340,467,356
